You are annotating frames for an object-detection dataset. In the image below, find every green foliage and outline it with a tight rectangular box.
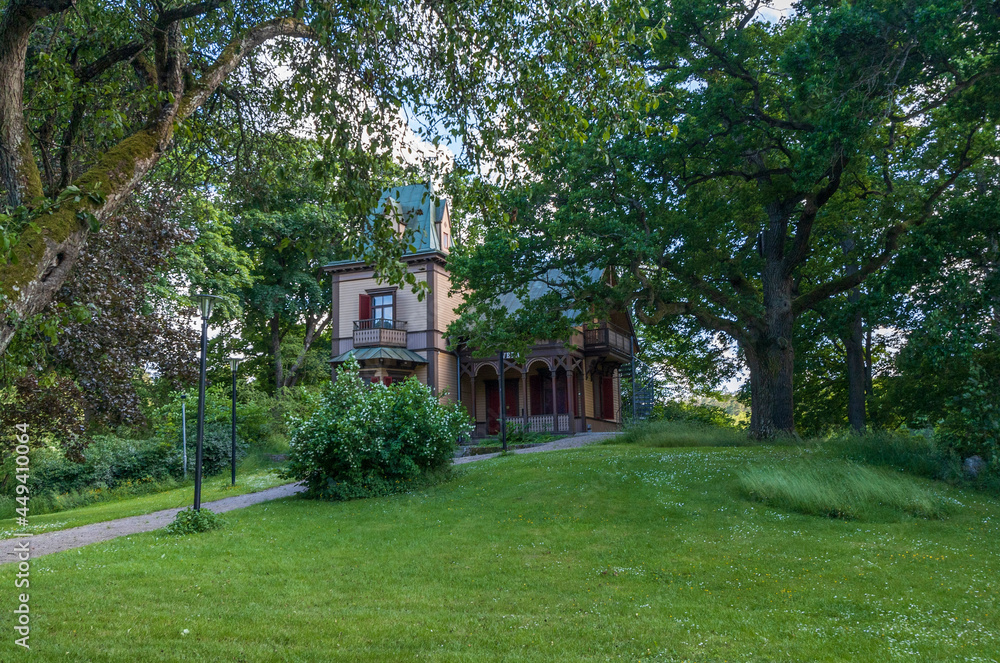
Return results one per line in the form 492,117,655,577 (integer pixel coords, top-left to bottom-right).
165,507,225,535
937,364,1000,463
738,461,951,521
286,358,472,500
0,373,87,461
618,420,751,448
148,382,315,454
194,421,248,478
824,430,953,482
9,435,177,498
647,400,737,428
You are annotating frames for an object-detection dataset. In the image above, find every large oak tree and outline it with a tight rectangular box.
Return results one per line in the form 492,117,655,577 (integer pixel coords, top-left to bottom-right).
449,0,1000,437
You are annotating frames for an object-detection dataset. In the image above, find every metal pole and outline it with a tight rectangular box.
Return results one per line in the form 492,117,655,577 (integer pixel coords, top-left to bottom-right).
231,364,238,486
181,397,187,479
631,342,637,423
194,316,208,511
498,351,507,452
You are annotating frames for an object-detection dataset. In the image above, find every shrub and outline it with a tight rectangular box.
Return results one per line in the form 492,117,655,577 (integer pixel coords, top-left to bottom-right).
936,364,1000,463
187,421,247,477
737,460,950,521
286,357,472,500
824,429,955,481
617,420,752,448
148,383,317,454
165,507,225,535
648,400,736,428
11,435,178,498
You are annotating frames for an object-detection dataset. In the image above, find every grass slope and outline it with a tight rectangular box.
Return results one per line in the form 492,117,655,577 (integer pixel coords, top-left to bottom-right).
0,460,288,539
2,445,997,662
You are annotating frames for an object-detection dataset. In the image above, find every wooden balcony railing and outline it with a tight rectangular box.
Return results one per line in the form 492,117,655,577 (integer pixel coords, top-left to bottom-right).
353,319,408,347
582,323,632,356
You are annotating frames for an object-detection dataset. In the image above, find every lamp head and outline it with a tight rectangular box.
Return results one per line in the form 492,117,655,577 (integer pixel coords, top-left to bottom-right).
194,293,222,320
229,356,242,372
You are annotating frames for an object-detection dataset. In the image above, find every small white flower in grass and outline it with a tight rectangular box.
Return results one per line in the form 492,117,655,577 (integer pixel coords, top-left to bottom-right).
182,629,190,636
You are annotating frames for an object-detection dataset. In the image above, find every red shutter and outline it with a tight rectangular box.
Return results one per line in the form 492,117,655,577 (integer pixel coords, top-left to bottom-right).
602,376,615,420
382,376,392,386
359,293,371,325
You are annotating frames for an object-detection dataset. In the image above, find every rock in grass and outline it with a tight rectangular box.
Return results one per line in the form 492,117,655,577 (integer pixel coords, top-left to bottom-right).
963,455,986,478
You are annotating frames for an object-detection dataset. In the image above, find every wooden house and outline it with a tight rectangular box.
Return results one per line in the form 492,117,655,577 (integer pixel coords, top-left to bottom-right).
323,183,637,438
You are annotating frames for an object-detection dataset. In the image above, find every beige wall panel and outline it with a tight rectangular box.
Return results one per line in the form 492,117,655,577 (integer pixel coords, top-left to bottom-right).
394,270,427,329
437,352,458,403
460,376,475,419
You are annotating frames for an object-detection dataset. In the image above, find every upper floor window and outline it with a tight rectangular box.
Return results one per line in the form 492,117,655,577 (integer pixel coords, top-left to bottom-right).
372,293,394,322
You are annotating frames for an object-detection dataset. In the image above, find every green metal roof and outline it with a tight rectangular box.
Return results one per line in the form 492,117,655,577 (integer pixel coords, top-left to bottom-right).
330,347,428,364
325,183,447,268
496,267,606,318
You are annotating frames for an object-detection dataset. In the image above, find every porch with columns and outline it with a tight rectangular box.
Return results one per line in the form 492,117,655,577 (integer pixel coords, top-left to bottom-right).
461,354,587,439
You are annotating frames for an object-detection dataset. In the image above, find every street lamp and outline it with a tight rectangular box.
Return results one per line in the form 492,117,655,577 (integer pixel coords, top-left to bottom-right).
228,356,242,486
193,293,221,511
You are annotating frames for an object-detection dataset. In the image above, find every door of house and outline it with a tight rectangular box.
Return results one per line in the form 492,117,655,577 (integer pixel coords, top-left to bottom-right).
485,379,519,435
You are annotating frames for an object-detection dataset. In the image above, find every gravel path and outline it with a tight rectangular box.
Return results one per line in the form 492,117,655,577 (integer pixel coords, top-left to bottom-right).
1,483,306,564
2,431,619,564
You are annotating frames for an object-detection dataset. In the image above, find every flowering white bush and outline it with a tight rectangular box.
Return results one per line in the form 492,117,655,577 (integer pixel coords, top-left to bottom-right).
286,357,473,499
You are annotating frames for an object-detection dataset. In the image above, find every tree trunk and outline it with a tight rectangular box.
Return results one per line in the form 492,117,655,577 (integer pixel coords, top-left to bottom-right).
280,311,330,389
745,337,796,438
840,236,866,433
844,307,866,432
270,314,284,392
745,260,796,438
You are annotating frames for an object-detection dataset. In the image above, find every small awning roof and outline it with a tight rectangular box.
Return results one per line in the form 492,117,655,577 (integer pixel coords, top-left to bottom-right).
330,347,428,364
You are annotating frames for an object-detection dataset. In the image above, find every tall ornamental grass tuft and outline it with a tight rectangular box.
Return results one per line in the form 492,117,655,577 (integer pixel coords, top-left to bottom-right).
738,460,951,521
285,357,473,500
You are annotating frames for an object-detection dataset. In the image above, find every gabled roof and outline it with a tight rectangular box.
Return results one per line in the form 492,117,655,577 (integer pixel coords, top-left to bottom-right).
325,182,447,269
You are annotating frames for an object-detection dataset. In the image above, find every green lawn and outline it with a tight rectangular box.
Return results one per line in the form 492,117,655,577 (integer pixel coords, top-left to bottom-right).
2,444,997,661
0,463,289,539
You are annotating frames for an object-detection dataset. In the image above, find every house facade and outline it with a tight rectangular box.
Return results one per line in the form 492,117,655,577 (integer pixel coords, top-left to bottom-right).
323,183,637,438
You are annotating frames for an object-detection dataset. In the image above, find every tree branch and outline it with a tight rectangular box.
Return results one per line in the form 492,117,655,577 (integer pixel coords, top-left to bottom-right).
792,129,979,314
178,17,316,119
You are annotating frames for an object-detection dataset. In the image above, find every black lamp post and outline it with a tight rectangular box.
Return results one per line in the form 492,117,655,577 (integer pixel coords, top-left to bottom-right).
193,293,220,511
228,356,241,486
498,351,507,452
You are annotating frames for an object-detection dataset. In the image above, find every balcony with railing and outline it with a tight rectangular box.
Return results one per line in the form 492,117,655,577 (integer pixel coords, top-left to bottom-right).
582,322,632,357
353,319,408,348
